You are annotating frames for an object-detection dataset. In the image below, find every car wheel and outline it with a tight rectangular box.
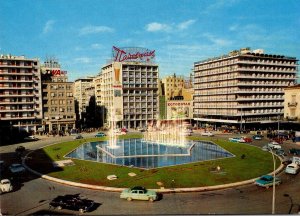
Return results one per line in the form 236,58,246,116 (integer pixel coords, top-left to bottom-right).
127,197,132,201
57,206,62,210
149,197,154,202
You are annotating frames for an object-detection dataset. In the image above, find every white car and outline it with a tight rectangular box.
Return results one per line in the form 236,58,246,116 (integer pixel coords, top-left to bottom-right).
285,163,300,174
267,142,282,150
201,131,214,137
24,135,38,141
0,179,13,194
9,163,26,174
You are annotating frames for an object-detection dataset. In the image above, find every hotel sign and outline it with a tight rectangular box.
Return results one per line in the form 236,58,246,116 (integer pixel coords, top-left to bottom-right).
112,46,155,63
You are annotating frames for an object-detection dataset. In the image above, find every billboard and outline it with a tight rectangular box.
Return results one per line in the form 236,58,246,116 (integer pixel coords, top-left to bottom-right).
166,101,192,120
112,46,155,63
112,62,123,121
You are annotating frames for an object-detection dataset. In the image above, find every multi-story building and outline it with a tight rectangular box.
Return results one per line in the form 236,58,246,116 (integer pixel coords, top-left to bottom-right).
41,58,75,133
94,76,102,107
74,77,94,118
193,48,298,129
160,74,194,120
97,46,159,129
284,84,300,122
0,54,42,132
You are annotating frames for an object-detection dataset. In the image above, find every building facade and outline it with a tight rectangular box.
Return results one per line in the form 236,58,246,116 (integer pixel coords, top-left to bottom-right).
160,74,194,120
193,48,298,129
284,85,300,122
0,54,42,132
74,77,94,117
41,58,75,133
97,46,159,129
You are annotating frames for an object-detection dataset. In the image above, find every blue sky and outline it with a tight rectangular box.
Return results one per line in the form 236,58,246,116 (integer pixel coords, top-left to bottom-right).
1,0,299,82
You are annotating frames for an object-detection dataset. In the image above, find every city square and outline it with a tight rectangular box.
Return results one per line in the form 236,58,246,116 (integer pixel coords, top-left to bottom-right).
1,0,300,215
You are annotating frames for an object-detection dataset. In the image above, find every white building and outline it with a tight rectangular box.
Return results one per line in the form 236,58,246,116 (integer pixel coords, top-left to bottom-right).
0,54,42,132
96,47,159,129
193,48,298,129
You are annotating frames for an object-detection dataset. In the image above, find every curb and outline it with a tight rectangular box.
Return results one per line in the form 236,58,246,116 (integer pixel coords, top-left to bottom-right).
22,149,285,193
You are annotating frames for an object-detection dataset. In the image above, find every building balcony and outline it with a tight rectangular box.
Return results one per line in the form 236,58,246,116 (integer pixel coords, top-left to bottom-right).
0,79,33,83
288,102,298,107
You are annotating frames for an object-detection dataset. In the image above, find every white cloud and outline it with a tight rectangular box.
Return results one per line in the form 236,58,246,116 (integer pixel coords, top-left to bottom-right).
91,43,103,49
43,20,55,34
79,25,114,35
146,19,196,33
177,19,196,30
203,33,233,46
145,22,172,32
74,57,92,64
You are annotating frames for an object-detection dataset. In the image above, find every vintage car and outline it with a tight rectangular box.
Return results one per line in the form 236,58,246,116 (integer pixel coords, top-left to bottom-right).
229,137,246,143
285,163,300,175
120,186,158,202
95,132,106,137
289,148,300,156
267,141,282,150
253,135,263,140
9,163,26,174
200,131,214,137
254,175,281,188
49,194,95,213
73,134,83,140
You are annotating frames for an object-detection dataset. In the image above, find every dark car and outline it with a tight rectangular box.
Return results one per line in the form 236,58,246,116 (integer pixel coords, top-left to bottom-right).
275,149,286,157
49,194,95,213
289,148,300,156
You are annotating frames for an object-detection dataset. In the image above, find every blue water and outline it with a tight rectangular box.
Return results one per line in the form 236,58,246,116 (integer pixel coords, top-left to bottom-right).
66,139,234,169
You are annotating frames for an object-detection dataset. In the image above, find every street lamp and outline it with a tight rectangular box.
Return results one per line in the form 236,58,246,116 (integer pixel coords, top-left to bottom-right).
268,147,276,214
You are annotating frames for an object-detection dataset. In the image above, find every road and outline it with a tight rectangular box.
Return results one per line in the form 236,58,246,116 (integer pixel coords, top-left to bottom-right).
1,132,300,215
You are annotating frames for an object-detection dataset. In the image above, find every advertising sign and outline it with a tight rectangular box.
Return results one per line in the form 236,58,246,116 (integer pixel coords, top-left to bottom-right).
112,62,123,121
112,46,155,63
166,101,192,120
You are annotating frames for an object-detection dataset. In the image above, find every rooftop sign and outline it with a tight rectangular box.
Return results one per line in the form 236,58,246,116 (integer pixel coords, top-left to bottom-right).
112,46,155,63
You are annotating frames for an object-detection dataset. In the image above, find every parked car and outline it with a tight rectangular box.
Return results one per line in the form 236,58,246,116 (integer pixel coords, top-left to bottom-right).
95,132,106,137
289,148,300,156
267,142,282,150
9,163,25,174
254,175,281,188
201,131,214,137
120,186,158,202
229,137,246,143
24,135,38,141
73,134,83,140
285,163,300,175
49,194,95,213
253,135,263,140
0,179,13,194
241,137,252,143
275,149,286,157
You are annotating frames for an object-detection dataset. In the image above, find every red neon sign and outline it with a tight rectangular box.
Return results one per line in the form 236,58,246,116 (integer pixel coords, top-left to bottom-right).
112,46,155,62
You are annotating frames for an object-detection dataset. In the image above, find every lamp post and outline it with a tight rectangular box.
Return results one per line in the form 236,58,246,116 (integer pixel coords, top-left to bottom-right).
268,147,276,214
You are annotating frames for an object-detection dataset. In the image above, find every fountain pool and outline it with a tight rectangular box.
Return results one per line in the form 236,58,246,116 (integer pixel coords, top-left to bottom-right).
66,139,234,169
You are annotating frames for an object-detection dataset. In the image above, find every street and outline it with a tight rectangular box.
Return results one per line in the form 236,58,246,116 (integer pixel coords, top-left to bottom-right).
0,132,300,215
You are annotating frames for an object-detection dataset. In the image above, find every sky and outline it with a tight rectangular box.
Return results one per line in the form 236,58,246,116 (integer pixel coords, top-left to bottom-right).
1,0,299,82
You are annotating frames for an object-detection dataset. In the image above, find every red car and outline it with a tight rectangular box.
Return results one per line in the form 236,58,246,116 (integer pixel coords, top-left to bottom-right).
242,137,252,143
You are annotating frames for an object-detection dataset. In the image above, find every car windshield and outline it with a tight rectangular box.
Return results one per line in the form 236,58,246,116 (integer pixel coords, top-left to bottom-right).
261,176,272,181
